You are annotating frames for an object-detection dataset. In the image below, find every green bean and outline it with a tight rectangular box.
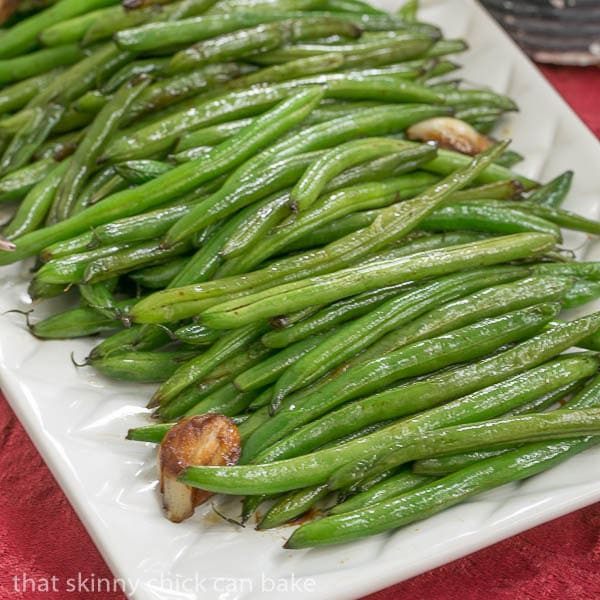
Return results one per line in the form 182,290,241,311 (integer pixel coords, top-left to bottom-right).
354,274,573,365
563,279,600,309
91,197,196,246
201,233,556,330
178,352,600,497
0,44,83,85
72,90,108,114
443,89,518,112
270,266,530,404
2,161,69,238
156,337,273,419
185,383,257,417
0,0,118,58
479,199,600,236
176,119,254,151
88,324,172,360
126,62,255,123
0,88,322,265
168,19,364,73
0,158,55,203
397,0,418,20
35,242,132,284
167,197,282,288
410,379,584,476
234,333,331,392
35,130,82,161
253,31,435,65
420,202,562,239
55,80,151,222
31,42,132,107
261,281,415,349
78,279,120,319
129,142,528,323
290,138,423,212
173,322,220,346
287,411,600,547
0,70,60,115
494,149,524,169
243,304,560,462
257,485,330,529
451,180,524,201
527,170,573,208
319,0,385,13
423,146,537,190
331,469,434,515
39,7,114,46
87,350,199,383
163,106,452,246
0,103,64,175
84,239,193,284
129,257,191,289
40,230,94,261
102,59,169,94
153,321,267,407
27,279,66,300
114,160,172,184
225,173,437,276
127,422,175,443
29,300,134,339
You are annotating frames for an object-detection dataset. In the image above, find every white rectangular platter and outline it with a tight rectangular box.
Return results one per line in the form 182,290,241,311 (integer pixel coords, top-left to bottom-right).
1,1,600,599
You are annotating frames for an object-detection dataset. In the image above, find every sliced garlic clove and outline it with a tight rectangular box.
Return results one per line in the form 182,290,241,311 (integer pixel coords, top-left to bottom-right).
159,414,241,523
407,117,493,155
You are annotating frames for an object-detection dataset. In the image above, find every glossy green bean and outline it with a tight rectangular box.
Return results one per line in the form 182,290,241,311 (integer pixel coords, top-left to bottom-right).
29,300,133,339
114,160,172,184
153,321,268,407
257,485,330,529
185,383,257,417
286,410,600,548
40,230,94,261
420,202,562,239
173,322,220,346
0,0,118,58
178,352,600,498
54,79,151,221
270,266,530,404
0,70,60,115
77,279,120,321
2,160,68,239
253,31,435,65
88,350,199,383
563,279,600,309
201,233,556,330
0,158,55,203
234,333,331,392
290,138,422,212
102,59,168,94
243,304,560,462
129,257,190,289
127,422,175,443
130,143,515,322
0,103,64,175
39,6,114,46
331,469,434,515
0,44,83,85
225,173,437,276
527,170,573,208
168,18,362,73
0,89,322,265
84,239,193,284
261,281,416,349
157,340,273,420
35,242,132,284
88,324,172,360
354,274,573,365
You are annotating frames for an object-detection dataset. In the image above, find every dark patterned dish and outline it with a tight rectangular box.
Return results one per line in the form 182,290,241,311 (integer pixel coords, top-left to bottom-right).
480,0,600,65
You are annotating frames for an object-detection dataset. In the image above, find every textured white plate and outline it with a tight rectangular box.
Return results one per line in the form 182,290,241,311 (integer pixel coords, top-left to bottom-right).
1,1,600,599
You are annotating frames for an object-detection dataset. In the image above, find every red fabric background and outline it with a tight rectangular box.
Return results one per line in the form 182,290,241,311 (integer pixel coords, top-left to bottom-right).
1,66,599,600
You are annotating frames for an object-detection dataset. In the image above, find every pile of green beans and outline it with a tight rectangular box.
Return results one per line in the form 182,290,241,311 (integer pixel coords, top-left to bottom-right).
2,0,600,552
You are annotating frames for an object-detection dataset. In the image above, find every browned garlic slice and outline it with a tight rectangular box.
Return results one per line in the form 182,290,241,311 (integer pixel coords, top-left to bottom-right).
159,414,241,523
407,117,493,155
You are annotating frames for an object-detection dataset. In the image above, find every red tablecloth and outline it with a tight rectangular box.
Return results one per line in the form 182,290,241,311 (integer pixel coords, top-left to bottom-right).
1,65,600,600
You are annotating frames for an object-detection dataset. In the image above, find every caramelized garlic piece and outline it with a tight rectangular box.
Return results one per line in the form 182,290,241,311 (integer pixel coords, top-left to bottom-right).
159,414,241,523
407,117,493,155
